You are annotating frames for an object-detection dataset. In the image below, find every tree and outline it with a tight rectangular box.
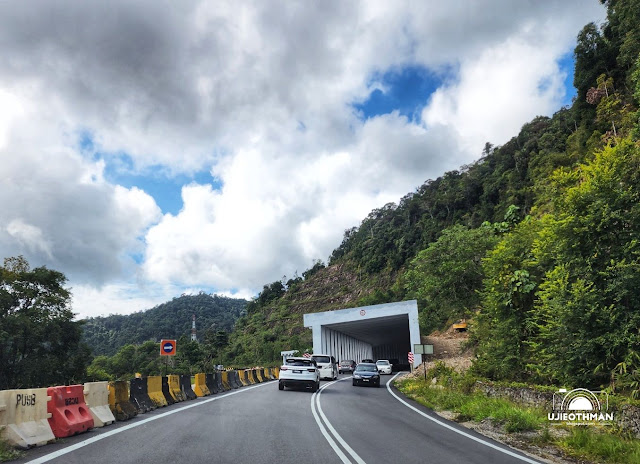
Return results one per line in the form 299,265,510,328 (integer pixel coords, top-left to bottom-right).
402,225,498,334
0,256,89,389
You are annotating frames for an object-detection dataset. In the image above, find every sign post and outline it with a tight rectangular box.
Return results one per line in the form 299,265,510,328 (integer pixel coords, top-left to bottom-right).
160,339,177,376
414,344,434,381
408,352,414,372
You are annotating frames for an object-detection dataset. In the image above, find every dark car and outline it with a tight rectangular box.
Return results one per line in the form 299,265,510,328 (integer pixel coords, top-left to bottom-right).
339,360,357,374
361,358,375,364
352,363,381,387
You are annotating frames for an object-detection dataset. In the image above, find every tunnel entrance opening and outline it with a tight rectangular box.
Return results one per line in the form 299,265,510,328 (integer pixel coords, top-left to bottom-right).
303,300,420,369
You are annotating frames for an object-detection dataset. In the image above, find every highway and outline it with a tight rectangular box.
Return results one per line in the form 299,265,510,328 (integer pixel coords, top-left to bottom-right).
16,374,543,464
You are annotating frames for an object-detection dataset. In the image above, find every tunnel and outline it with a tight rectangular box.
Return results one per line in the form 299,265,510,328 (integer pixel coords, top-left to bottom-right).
303,300,421,369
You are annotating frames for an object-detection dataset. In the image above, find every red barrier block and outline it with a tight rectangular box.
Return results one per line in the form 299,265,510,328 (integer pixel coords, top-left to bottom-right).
47,385,94,438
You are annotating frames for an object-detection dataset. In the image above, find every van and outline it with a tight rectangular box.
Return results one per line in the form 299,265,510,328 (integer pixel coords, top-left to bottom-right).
310,354,338,380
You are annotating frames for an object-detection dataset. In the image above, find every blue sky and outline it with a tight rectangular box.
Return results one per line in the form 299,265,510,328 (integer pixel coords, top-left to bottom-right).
354,65,451,123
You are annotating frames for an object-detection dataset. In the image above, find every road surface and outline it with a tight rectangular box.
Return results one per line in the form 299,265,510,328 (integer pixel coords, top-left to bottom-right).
15,374,543,464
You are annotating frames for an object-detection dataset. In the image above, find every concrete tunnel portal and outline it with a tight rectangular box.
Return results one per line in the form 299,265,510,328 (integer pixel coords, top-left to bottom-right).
303,300,421,369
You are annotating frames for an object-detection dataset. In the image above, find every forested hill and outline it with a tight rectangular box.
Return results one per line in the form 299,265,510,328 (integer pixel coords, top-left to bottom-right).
82,293,247,356
222,0,640,391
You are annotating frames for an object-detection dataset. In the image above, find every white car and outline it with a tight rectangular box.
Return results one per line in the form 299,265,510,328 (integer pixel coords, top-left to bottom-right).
278,357,320,391
376,359,392,375
311,354,338,380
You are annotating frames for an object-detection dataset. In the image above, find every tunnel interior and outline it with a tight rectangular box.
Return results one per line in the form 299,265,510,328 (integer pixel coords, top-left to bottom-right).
323,314,410,361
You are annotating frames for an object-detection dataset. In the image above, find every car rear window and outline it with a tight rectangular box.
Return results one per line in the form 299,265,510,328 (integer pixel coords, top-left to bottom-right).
340,360,354,365
376,360,390,365
286,359,314,366
313,356,330,363
355,365,377,372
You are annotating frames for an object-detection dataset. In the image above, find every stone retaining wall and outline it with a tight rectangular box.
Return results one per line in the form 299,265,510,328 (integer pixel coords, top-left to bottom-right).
473,381,640,438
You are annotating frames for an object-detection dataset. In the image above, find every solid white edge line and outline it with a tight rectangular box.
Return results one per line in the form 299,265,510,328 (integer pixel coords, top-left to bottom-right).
315,378,366,464
311,383,352,464
385,373,541,464
26,381,273,464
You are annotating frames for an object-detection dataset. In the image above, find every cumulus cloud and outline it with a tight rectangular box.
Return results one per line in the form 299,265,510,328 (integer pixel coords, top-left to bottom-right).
0,1,606,317
0,103,162,285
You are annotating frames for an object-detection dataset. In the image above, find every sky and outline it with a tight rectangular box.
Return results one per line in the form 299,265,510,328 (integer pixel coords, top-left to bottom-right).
0,1,606,319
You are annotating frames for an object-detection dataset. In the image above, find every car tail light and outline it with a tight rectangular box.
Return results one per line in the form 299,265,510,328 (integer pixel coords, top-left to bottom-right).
280,366,288,371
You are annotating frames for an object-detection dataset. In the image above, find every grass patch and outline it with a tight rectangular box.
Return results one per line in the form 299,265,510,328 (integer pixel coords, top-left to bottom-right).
0,438,23,462
397,378,544,433
559,427,640,464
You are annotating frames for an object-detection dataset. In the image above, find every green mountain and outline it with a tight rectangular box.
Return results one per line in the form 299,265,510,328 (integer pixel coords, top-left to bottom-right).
82,293,247,356
222,0,640,392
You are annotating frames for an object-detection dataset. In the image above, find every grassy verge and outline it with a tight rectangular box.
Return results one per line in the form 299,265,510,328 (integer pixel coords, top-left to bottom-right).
398,376,544,433
396,363,640,464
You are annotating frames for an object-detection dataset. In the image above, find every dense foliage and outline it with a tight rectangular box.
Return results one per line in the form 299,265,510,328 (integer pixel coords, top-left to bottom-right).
0,256,89,389
81,293,247,356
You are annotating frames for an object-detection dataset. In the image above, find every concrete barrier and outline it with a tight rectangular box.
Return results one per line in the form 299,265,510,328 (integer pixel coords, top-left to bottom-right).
233,370,244,388
147,376,168,408
181,375,197,400
47,385,94,438
237,370,249,386
256,369,265,383
193,373,210,397
214,372,224,392
265,368,274,381
220,371,231,391
0,388,55,448
161,376,176,405
83,381,115,427
108,381,137,421
272,367,280,378
228,371,240,389
129,378,156,413
251,369,260,383
243,370,254,385
205,373,219,394
168,375,186,402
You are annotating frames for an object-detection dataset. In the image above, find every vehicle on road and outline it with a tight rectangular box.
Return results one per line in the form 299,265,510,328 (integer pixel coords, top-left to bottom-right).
361,358,375,364
311,354,338,380
352,363,381,387
339,360,356,374
278,357,320,392
375,359,392,374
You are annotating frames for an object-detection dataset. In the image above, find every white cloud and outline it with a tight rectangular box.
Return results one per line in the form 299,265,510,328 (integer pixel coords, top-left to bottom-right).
0,1,607,317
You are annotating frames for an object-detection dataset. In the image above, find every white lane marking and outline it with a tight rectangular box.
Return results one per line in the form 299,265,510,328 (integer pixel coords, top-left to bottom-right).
27,382,273,464
315,378,366,464
386,373,541,464
311,382,352,464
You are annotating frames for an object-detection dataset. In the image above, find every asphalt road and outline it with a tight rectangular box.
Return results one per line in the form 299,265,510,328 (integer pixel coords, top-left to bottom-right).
15,374,543,464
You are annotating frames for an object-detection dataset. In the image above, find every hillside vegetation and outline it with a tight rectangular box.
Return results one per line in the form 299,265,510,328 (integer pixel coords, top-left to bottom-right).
222,0,640,395
82,293,247,356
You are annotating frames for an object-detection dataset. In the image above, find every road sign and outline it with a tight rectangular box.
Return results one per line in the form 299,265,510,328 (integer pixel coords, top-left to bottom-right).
160,339,176,356
408,352,414,363
414,344,434,355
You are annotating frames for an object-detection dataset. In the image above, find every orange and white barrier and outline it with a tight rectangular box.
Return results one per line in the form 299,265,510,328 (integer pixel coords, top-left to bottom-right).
47,385,94,438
